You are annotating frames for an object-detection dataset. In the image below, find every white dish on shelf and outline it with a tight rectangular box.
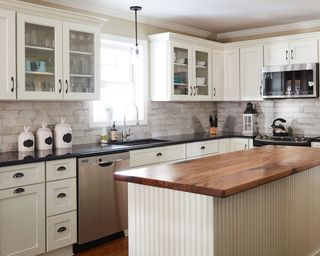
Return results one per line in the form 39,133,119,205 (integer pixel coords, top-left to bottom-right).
196,61,206,66
176,58,186,64
196,77,206,86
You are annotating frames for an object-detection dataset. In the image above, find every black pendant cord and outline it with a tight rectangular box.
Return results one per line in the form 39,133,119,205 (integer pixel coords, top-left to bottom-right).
130,6,142,54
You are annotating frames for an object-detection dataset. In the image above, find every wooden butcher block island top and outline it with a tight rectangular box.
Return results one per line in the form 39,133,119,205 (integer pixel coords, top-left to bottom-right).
115,146,320,197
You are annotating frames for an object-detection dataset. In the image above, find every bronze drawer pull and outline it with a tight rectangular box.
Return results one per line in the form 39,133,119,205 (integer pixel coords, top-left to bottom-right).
13,172,24,178
57,226,67,233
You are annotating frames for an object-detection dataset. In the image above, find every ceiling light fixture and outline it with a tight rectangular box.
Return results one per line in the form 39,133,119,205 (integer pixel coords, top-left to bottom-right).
130,6,142,56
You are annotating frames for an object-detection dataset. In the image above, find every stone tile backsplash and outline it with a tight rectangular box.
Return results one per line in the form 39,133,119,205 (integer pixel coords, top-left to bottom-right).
0,101,216,152
217,99,320,136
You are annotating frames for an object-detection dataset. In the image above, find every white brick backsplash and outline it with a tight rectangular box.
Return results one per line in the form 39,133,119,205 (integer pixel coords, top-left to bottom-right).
0,101,216,152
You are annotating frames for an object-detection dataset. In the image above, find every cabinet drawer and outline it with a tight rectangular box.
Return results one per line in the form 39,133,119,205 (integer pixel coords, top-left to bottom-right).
46,211,77,252
130,144,186,167
0,162,45,190
46,158,76,181
186,140,219,158
46,178,77,216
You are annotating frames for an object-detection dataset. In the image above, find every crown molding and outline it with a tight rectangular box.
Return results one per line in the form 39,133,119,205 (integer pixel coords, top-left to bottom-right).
38,0,215,39
217,19,320,40
0,0,106,25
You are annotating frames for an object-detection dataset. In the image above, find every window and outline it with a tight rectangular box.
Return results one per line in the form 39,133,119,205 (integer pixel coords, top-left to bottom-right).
89,34,148,128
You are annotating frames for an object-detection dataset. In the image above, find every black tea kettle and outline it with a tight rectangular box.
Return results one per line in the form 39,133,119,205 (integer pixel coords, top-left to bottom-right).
271,118,288,136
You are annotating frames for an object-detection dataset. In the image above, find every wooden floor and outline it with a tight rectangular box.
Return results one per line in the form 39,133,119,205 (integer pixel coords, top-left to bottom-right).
75,237,128,256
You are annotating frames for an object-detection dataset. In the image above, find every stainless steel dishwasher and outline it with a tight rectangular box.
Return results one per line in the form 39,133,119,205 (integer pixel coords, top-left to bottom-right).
77,152,129,244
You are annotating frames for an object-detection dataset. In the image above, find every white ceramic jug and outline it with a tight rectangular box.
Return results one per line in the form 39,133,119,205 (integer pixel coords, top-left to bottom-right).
54,118,72,149
18,126,35,152
36,122,53,151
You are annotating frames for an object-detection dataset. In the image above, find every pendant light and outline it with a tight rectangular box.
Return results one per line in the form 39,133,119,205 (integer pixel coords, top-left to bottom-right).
130,6,142,56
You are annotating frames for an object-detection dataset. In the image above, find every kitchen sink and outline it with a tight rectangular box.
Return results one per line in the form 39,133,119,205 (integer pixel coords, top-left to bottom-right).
111,138,169,146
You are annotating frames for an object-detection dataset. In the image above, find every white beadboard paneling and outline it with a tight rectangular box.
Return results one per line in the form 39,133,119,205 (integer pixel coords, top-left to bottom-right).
128,184,214,256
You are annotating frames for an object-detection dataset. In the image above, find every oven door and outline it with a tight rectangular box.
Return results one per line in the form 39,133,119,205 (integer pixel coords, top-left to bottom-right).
262,63,318,99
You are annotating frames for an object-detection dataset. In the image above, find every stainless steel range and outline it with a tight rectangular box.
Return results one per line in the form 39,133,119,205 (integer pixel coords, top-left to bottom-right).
253,134,311,147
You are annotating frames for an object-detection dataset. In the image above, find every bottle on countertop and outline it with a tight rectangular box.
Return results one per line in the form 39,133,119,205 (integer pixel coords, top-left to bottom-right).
110,122,118,142
100,127,109,145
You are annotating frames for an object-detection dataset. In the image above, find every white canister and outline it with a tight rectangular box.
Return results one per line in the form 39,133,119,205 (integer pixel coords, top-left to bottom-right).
54,118,72,149
18,126,35,152
36,122,53,151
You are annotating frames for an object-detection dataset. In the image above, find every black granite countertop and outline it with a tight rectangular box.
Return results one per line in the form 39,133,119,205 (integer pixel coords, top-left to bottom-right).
0,132,260,167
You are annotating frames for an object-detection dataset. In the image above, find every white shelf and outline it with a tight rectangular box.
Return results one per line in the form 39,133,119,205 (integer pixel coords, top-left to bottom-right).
174,63,187,67
196,84,208,87
25,45,54,51
70,74,93,78
26,71,54,75
70,50,93,56
174,83,188,86
196,65,208,69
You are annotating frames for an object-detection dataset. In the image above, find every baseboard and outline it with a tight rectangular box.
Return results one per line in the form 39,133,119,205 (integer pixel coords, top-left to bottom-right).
40,246,73,256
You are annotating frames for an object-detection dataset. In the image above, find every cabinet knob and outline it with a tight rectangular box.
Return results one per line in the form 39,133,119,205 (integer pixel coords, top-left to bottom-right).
13,172,24,178
57,193,67,198
57,166,67,172
201,146,206,150
156,152,162,157
57,226,67,233
14,188,25,194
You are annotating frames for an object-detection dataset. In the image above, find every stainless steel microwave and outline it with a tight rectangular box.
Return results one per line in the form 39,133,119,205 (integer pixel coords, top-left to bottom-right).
262,63,319,99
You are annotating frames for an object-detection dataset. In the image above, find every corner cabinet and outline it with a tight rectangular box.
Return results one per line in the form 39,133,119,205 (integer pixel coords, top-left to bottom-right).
0,9,16,100
150,33,217,101
17,13,100,100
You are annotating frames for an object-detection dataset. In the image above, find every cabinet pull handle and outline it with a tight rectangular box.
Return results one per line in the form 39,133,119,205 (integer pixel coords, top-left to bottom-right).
285,50,288,60
259,85,262,96
201,146,206,150
58,79,62,93
13,172,24,178
291,49,294,60
57,166,67,172
11,77,14,92
244,144,247,150
190,86,193,96
57,226,67,233
57,193,67,198
213,87,216,96
156,152,162,157
65,80,69,93
194,86,196,96
14,188,25,194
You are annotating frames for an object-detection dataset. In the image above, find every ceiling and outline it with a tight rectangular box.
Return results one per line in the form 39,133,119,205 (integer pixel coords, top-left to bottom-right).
40,0,320,34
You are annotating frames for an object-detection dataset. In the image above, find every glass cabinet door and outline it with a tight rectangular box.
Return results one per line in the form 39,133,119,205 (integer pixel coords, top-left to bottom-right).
173,45,191,98
63,23,99,100
194,48,211,100
17,14,63,100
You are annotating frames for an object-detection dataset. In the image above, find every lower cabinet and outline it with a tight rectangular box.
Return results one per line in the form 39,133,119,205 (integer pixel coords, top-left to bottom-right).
229,138,251,152
0,183,45,256
311,142,320,148
0,159,77,256
218,139,230,154
186,140,219,159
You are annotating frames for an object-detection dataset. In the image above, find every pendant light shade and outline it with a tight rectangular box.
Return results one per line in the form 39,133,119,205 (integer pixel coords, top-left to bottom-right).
130,6,142,56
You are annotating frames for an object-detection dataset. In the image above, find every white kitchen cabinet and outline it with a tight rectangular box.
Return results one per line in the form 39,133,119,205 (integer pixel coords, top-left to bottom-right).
223,48,240,101
240,46,263,101
218,138,230,154
264,39,318,66
63,22,100,100
17,14,100,101
186,140,219,159
130,144,186,167
0,9,16,100
212,49,224,101
311,142,320,148
149,33,219,101
46,158,76,182
229,138,250,152
0,183,45,256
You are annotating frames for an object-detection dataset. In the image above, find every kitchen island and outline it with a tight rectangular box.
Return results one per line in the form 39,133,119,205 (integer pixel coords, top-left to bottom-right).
115,146,320,256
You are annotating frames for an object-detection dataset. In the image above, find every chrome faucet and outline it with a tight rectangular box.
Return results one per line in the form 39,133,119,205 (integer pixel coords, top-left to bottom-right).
122,103,139,141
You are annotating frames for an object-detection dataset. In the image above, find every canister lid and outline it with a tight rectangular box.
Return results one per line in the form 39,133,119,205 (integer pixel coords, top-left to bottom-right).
37,122,52,132
55,118,71,128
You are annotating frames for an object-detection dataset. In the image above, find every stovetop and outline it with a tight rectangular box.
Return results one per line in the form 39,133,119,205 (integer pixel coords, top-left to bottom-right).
254,134,311,146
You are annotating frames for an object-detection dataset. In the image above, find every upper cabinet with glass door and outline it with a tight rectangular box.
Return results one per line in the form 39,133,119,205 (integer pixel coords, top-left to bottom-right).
17,14,100,100
150,33,217,101
17,14,63,100
63,23,100,100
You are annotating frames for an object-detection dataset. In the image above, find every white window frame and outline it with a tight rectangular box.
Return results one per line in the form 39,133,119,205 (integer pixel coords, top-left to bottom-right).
89,33,148,128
